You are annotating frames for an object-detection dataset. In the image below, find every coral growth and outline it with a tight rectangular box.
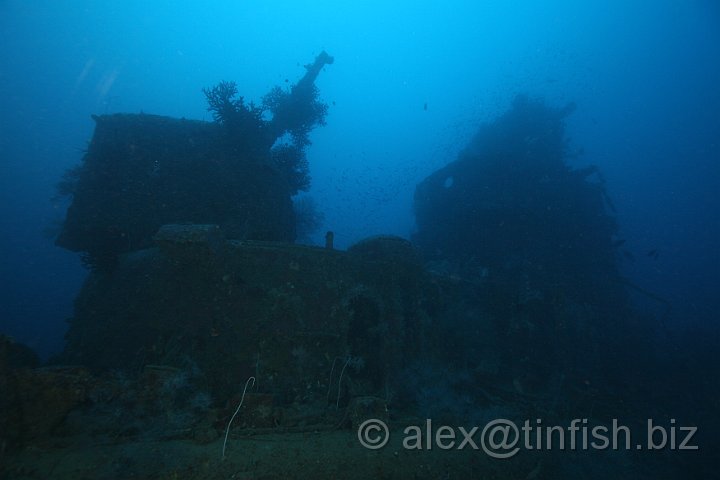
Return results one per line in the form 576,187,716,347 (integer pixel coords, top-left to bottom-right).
263,84,328,147
271,143,310,194
202,81,264,141
56,53,333,270
203,51,333,150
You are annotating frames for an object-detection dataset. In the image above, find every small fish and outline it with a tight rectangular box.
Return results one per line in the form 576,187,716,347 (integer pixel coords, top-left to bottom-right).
612,238,626,248
647,249,659,260
423,102,428,111
622,250,635,262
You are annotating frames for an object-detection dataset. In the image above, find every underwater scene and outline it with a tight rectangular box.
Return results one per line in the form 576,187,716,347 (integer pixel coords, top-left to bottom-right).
1,1,718,479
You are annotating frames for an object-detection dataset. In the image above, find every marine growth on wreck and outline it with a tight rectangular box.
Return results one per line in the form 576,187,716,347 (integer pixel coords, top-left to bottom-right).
1,52,701,480
55,52,333,271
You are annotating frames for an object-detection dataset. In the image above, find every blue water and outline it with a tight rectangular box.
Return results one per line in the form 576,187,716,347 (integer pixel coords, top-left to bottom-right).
1,0,718,367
